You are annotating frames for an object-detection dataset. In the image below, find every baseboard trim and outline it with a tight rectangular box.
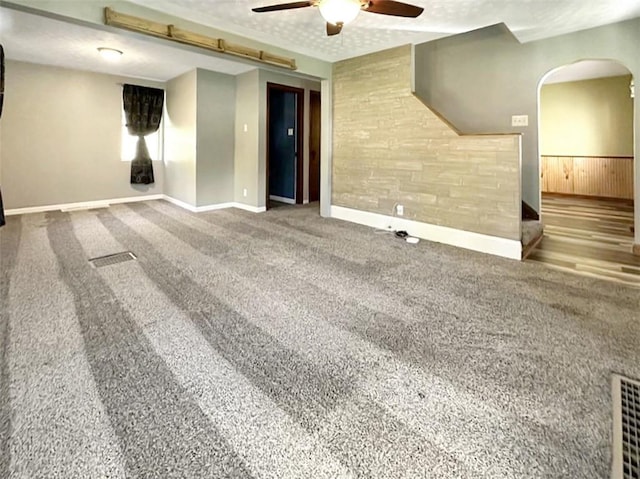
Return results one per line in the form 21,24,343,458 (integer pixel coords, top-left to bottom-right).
161,195,198,212
330,205,522,260
231,203,267,213
162,195,236,213
6,194,271,217
197,202,236,212
5,194,164,216
163,196,266,213
269,195,296,205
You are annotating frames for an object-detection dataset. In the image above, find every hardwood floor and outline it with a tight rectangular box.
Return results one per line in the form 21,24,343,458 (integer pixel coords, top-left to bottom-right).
527,194,639,287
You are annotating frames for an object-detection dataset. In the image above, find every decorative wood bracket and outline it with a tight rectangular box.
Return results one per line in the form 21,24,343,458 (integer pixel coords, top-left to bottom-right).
104,7,297,70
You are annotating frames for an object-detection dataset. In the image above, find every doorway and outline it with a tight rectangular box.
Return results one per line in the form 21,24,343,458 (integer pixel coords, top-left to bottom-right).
266,83,304,209
528,60,638,285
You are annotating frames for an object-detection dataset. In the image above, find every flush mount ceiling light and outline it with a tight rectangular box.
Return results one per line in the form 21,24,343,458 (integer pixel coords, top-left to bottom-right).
97,47,123,61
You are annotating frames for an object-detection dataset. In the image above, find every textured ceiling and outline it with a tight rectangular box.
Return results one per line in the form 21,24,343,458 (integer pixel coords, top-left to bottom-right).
2,0,640,82
127,0,640,61
0,7,255,82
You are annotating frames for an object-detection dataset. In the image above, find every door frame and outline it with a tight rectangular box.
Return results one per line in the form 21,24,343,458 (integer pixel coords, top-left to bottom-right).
308,89,321,203
266,82,305,208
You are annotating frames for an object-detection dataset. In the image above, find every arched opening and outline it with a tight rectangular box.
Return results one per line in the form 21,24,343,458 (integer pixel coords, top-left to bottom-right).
528,59,639,285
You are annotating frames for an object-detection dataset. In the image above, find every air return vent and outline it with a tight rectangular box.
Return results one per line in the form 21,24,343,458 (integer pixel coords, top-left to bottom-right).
89,251,137,268
612,374,640,479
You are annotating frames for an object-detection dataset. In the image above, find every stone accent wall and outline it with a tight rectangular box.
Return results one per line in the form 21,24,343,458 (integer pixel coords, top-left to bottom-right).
333,45,521,240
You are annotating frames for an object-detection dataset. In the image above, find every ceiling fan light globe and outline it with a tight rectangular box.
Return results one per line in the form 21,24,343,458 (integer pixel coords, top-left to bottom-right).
318,0,361,25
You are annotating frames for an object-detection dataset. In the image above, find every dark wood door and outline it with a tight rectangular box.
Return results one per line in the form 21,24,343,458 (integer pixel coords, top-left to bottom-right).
308,90,321,203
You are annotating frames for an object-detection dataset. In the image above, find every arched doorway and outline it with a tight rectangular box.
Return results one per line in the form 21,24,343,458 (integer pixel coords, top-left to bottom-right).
528,60,639,285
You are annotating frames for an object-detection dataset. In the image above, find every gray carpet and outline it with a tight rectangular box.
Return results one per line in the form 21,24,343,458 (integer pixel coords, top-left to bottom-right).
1,200,639,478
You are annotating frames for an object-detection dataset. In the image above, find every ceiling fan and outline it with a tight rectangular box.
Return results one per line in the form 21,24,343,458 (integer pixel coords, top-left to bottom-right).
252,0,424,36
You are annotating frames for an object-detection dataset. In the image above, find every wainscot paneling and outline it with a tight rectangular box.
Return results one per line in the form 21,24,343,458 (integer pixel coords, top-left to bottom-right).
541,155,634,199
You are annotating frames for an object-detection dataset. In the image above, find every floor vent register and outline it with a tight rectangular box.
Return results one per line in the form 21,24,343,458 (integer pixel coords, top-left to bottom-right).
89,251,137,268
612,374,640,479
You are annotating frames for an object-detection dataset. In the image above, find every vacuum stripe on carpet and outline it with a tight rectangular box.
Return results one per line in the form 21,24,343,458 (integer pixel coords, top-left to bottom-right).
46,211,254,479
110,205,475,477
124,201,601,476
97,209,354,430
0,216,22,478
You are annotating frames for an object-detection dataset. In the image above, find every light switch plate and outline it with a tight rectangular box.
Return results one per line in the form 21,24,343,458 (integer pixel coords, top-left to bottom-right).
511,115,529,127
287,128,294,136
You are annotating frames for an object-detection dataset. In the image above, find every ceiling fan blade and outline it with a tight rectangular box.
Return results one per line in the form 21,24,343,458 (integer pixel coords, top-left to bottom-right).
364,0,424,17
252,1,313,12
326,21,343,36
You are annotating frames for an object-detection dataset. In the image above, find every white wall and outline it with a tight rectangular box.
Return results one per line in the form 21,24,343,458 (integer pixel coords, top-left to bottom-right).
165,68,239,208
234,69,260,206
0,61,326,215
165,70,197,205
195,69,236,207
0,60,165,210
540,75,634,157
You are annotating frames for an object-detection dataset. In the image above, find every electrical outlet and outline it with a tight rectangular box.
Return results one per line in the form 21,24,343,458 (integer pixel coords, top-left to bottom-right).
243,188,247,197
397,205,404,216
243,124,248,133
511,115,529,127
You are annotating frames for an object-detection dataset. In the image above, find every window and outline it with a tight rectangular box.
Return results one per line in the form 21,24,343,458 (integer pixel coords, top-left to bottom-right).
121,110,162,162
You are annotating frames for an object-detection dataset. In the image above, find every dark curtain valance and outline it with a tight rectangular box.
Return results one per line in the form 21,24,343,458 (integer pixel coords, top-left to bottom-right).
123,84,164,185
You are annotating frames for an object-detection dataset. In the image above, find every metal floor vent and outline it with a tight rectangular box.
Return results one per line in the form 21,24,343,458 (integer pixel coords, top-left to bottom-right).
89,251,137,268
612,374,640,479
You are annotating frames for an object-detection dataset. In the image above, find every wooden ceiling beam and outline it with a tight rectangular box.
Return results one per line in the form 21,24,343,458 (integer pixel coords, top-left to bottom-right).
104,7,297,70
